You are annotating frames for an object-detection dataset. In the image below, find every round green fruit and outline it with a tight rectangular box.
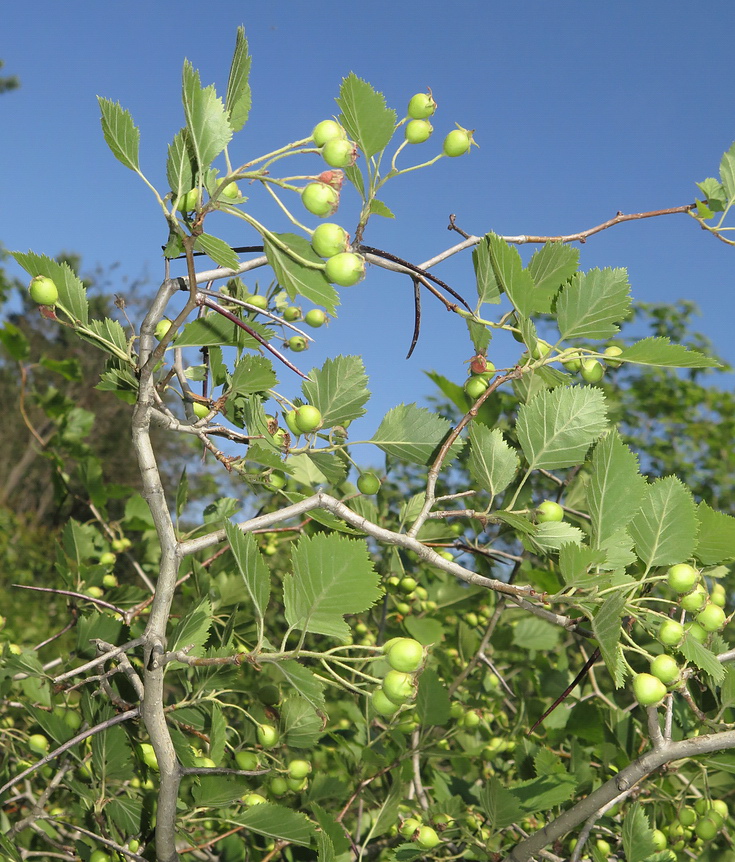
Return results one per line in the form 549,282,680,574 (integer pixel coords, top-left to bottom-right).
416,826,441,850
536,500,564,523
659,619,684,647
372,687,402,717
443,128,473,157
219,180,240,200
407,91,437,119
399,577,418,594
405,119,433,144
384,638,424,673
243,793,267,806
256,724,279,749
695,816,719,841
312,119,347,147
99,552,116,567
86,586,104,599
301,182,339,217
288,335,308,352
633,672,668,707
710,583,727,607
89,852,112,862
29,276,59,306
304,308,327,328
357,472,380,495
234,751,259,771
192,402,210,419
562,352,583,372
138,743,159,770
667,563,699,593
267,472,286,491
177,188,199,212
464,376,489,399
596,839,612,855
325,252,365,287
531,341,551,360
650,654,680,685
603,345,624,367
580,358,605,384
382,670,415,704
246,293,269,310
311,222,349,258
650,829,667,851
283,306,302,322
288,759,312,780
154,319,173,340
294,405,322,433
696,603,726,632
28,734,50,755
321,138,357,168
678,806,697,827
270,776,288,796
680,585,708,613
400,817,422,839
284,409,301,436
102,573,118,588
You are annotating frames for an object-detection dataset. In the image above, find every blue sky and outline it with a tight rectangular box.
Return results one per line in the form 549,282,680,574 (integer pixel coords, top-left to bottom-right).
2,3,734,454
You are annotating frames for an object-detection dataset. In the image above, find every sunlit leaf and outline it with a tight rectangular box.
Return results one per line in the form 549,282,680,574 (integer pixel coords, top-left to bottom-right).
97,97,140,171
628,477,698,567
336,73,396,157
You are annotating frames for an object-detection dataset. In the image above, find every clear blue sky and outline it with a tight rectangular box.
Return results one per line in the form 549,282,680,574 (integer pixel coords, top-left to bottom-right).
2,3,734,450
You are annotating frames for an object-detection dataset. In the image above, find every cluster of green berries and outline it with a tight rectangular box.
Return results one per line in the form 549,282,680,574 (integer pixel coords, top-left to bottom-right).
283,306,327,328
463,360,496,400
651,798,730,853
284,404,323,435
385,575,438,617
634,563,728,707
563,345,623,384
371,638,426,718
403,90,475,157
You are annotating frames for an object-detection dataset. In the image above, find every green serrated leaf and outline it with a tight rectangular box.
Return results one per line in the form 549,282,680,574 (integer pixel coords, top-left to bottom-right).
416,668,450,726
467,426,519,499
231,803,314,845
527,242,579,311
558,544,607,587
616,337,719,368
305,452,347,485
192,775,251,807
516,386,608,471
628,476,698,568
719,141,735,200
225,26,252,132
0,322,30,361
480,778,523,829
487,233,535,317
369,199,395,218
12,252,89,325
531,521,584,553
511,772,577,814
97,97,140,171
336,72,397,157
166,127,195,197
274,661,326,713
495,511,535,536
301,355,370,427
95,367,138,403
592,592,626,687
512,617,562,651
284,534,381,637
176,312,273,349
695,501,735,564
182,59,233,172
282,695,322,748
696,177,727,211
224,523,271,623
194,233,240,269
472,235,501,304
589,429,647,549
230,354,277,396
168,598,213,656
622,803,658,862
557,268,631,340
371,403,464,466
679,634,725,683
264,233,338,314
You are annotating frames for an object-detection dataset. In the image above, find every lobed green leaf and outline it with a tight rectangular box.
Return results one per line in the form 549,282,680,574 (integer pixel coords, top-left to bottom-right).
556,267,631,340
336,72,396,157
301,355,370,427
628,476,698,568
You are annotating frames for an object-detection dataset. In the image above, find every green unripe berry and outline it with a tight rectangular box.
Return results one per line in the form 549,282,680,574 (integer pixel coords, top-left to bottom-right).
219,180,240,199
678,806,697,827
288,335,308,352
416,826,441,849
294,405,322,433
287,759,312,780
650,829,667,851
283,306,302,322
680,585,708,613
603,345,624,367
443,128,473,157
234,751,259,771
384,638,424,673
407,91,437,119
596,839,612,855
696,603,726,632
284,409,301,436
267,472,286,491
138,743,159,770
659,619,685,647
580,358,605,384
312,120,347,147
325,252,366,287
562,351,583,372
256,724,279,749
536,500,564,523
99,552,116,567
372,688,402,716
192,402,210,419
321,138,357,168
28,733,50,755
304,308,327,327
400,817,422,838
650,654,680,685
357,472,380,495
667,563,700,593
382,670,415,704
246,293,269,310
177,188,199,211
632,672,667,707
710,583,727,607
270,776,289,796
243,792,267,806
154,319,174,340
405,119,433,144
695,816,719,841
685,622,708,643
311,222,349,258
464,376,489,399
89,852,112,862
301,182,340,217
29,276,59,306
